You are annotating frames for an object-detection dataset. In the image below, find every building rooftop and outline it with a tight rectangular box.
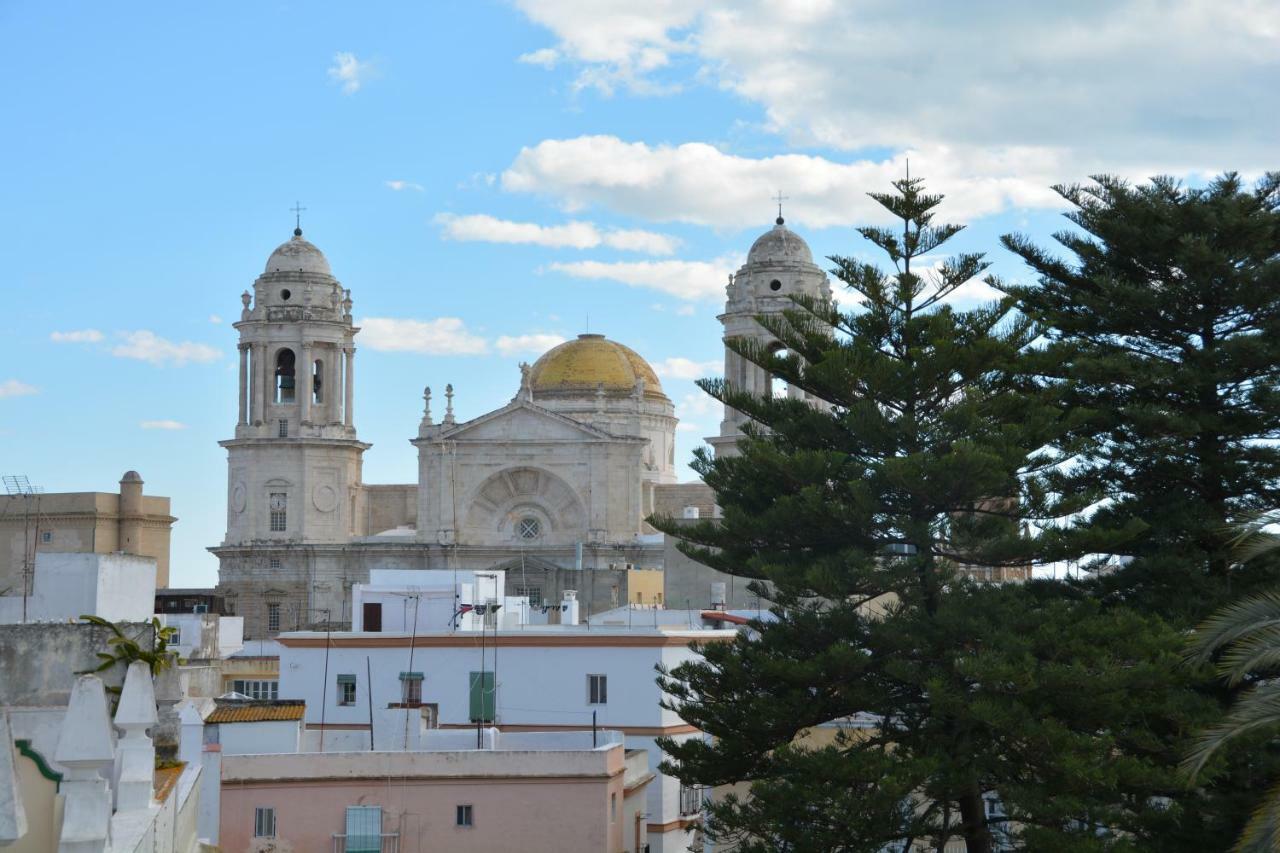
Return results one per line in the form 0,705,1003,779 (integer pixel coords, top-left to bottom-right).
207,701,305,724
275,626,738,648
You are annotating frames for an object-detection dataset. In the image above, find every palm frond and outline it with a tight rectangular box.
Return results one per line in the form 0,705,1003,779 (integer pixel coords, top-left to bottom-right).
1183,683,1280,781
1186,591,1280,666
1234,777,1280,852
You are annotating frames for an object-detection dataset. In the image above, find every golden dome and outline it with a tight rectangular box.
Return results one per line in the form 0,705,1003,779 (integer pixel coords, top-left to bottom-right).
530,334,667,401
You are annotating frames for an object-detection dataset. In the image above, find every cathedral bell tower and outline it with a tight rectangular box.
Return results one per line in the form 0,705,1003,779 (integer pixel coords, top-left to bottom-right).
708,214,832,458
213,227,370,634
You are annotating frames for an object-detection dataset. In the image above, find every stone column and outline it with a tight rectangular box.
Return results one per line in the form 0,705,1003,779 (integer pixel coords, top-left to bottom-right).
253,342,267,425
112,662,157,812
237,345,248,425
344,347,355,429
300,341,312,424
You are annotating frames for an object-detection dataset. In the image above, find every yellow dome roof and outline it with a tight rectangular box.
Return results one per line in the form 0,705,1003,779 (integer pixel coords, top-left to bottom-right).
530,334,667,401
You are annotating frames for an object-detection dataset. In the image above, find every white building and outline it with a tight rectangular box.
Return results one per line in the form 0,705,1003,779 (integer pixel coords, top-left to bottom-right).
275,624,735,852
0,551,157,625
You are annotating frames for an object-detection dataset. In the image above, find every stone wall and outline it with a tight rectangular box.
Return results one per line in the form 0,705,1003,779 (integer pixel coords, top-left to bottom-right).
0,621,155,706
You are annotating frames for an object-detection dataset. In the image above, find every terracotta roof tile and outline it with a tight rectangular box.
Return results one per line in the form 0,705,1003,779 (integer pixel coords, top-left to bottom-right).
207,702,305,724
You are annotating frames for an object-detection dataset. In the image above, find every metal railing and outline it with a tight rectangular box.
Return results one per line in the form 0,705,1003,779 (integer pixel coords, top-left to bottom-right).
331,833,400,853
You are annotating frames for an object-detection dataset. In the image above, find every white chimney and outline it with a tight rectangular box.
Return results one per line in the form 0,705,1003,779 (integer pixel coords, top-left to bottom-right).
561,590,580,626
682,505,700,519
710,583,727,610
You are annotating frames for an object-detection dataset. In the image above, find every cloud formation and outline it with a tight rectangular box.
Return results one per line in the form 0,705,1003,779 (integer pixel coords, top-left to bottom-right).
547,256,737,301
111,331,220,366
504,136,1065,227
495,333,567,356
386,180,424,192
328,51,375,94
359,317,490,355
50,329,104,343
140,420,187,430
652,357,719,380
435,213,678,255
513,2,1278,190
0,379,38,399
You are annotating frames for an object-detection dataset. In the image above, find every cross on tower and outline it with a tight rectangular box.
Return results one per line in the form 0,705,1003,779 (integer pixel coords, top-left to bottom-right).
291,201,307,233
773,191,789,223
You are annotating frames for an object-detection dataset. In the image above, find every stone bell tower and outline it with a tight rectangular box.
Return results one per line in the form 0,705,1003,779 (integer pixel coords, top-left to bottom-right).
212,226,369,635
708,213,832,459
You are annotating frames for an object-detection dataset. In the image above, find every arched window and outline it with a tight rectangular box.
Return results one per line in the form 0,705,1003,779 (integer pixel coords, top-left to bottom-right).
312,359,324,404
275,349,296,403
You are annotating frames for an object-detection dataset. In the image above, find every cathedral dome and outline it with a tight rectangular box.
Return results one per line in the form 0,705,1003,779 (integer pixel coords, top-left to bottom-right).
746,218,813,266
529,334,667,401
264,229,332,276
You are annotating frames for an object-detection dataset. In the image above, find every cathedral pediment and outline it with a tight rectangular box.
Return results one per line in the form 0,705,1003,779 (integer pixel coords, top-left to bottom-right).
438,402,620,443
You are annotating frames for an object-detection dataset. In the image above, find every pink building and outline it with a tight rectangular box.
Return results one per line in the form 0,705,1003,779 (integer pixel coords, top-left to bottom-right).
218,730,654,853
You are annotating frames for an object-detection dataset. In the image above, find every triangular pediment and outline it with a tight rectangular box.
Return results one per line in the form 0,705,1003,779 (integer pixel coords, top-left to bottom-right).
441,401,617,443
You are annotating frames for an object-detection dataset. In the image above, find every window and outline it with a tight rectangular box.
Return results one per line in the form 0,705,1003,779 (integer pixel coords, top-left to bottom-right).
277,418,289,437
254,806,276,838
269,557,281,570
337,674,357,706
345,806,382,853
274,349,296,403
769,278,782,291
363,602,383,632
225,601,235,616
517,516,540,540
267,602,281,632
313,359,324,404
169,627,182,646
269,492,287,532
456,804,473,828
40,530,52,543
468,671,495,722
588,674,607,705
515,585,542,605
400,672,423,705
232,679,279,700
679,785,703,816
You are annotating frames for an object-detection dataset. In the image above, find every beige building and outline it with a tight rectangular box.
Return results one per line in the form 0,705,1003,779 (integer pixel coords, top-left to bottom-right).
0,470,175,592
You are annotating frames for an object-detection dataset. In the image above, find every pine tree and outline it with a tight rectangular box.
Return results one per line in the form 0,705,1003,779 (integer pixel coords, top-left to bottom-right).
1003,174,1280,847
654,177,1195,852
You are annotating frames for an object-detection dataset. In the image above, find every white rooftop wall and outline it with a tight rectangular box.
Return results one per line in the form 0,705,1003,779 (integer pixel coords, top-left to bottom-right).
0,552,157,624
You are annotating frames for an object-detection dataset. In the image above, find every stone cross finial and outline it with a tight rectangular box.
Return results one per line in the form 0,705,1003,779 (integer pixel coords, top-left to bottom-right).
444,383,456,425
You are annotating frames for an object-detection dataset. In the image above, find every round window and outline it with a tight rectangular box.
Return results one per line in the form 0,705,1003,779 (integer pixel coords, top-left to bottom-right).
769,279,782,291
517,517,541,540
281,288,292,301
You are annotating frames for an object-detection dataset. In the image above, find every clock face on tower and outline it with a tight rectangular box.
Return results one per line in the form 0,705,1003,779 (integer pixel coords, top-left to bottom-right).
269,493,287,511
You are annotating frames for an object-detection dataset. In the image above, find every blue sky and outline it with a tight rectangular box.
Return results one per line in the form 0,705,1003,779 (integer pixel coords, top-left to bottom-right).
1,1,1275,586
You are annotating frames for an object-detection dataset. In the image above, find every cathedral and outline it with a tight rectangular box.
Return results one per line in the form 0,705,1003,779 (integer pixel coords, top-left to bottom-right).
212,215,833,637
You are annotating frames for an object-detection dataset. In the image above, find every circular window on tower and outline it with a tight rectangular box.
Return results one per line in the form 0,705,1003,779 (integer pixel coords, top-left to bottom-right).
517,516,541,540
280,288,292,301
769,279,782,291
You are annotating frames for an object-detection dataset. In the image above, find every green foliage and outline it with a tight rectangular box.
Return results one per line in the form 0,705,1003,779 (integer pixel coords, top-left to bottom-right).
78,614,177,697
653,177,1198,852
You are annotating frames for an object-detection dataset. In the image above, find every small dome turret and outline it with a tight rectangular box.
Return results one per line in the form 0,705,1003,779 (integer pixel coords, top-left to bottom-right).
746,218,813,266
264,230,332,276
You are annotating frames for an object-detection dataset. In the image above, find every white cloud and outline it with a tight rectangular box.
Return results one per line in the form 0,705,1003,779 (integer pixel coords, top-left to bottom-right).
513,2,1279,186
359,317,490,355
677,390,718,421
503,136,1065,228
386,180,424,192
0,379,38,399
435,213,678,255
50,329,104,343
208,314,222,325
653,357,719,380
518,47,561,68
495,333,567,356
328,51,375,95
140,420,187,430
111,331,221,366
548,256,738,301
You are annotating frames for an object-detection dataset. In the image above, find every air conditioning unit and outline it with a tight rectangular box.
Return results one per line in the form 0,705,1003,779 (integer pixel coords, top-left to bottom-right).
193,604,209,614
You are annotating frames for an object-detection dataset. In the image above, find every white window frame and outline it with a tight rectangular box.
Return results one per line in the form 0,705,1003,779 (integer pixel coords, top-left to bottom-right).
269,492,287,532
338,675,357,706
254,806,276,838
588,673,607,705
267,602,281,632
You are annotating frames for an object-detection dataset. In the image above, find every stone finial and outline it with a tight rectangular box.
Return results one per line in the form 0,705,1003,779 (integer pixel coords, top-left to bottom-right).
422,386,433,425
55,675,114,852
632,376,646,399
444,384,456,425
331,286,342,311
0,712,28,845
595,382,606,414
342,289,353,318
240,290,252,321
515,362,533,402
113,662,157,811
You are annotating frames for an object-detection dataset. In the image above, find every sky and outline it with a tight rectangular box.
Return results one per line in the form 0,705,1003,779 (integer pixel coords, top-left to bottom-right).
1,1,1275,587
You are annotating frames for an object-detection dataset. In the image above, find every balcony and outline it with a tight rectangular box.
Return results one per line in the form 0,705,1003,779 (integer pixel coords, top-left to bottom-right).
332,833,400,852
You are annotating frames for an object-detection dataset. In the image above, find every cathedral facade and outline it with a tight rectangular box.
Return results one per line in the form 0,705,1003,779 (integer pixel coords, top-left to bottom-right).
212,217,832,637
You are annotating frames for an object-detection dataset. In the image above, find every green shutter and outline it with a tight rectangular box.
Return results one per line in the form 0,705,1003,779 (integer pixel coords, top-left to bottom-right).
469,671,495,722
